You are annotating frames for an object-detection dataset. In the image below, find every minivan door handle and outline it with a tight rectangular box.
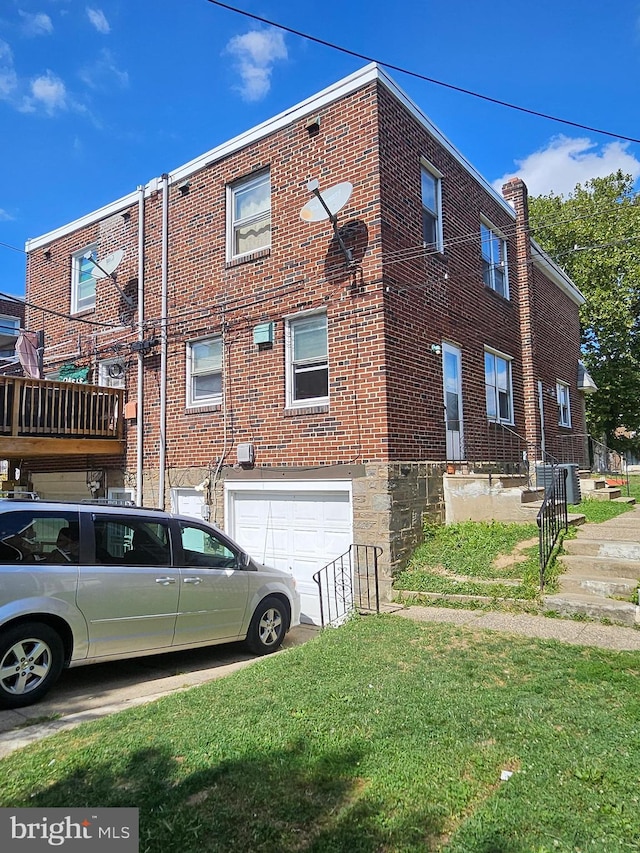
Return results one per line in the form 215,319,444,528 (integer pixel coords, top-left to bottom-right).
155,576,176,585
183,576,202,584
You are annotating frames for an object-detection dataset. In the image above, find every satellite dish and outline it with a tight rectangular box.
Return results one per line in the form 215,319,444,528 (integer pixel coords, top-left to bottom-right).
92,249,124,279
300,181,353,222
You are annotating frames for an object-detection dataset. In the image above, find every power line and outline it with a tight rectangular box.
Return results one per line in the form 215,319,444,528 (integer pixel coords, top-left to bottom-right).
205,0,640,145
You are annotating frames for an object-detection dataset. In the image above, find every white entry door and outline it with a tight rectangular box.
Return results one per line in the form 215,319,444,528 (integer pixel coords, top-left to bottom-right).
225,481,353,625
442,343,464,461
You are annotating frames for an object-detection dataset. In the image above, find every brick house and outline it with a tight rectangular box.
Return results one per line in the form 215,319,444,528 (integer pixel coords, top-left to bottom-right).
22,64,587,622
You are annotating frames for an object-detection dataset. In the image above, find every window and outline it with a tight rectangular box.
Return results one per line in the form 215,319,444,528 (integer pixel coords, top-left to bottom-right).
481,222,508,297
557,382,571,427
93,517,170,565
287,312,329,406
0,315,20,359
97,359,125,389
228,170,271,259
71,246,97,313
421,164,442,251
0,510,80,563
485,349,513,424
178,522,239,569
187,336,222,407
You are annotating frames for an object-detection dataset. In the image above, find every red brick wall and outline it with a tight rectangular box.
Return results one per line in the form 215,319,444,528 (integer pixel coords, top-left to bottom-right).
377,85,526,460
24,77,584,479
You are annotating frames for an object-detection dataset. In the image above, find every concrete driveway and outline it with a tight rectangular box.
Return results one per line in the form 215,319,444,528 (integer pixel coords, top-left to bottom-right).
0,624,318,757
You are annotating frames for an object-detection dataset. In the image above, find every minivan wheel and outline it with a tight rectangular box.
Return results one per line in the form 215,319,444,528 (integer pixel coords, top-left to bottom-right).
245,597,288,655
0,623,64,709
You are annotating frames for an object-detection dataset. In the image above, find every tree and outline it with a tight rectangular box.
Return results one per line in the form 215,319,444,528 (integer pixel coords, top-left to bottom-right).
529,171,640,452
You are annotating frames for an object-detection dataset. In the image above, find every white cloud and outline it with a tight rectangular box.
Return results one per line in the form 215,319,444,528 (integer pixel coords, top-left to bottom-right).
86,7,110,35
493,135,640,198
225,29,287,102
0,208,14,222
20,70,68,114
19,11,54,36
0,40,18,99
79,48,128,89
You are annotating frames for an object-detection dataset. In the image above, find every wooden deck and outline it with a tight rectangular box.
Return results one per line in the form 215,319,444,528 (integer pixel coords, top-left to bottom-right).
0,376,125,458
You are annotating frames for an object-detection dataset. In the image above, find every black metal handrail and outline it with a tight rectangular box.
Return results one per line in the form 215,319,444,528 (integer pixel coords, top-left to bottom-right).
447,421,558,488
312,544,382,628
537,465,568,590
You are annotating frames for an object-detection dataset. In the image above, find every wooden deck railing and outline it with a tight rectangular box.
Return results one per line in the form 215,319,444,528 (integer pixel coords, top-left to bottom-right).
0,376,123,440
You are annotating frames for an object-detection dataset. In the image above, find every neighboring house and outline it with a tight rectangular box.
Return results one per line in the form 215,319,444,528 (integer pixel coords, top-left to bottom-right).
21,64,588,621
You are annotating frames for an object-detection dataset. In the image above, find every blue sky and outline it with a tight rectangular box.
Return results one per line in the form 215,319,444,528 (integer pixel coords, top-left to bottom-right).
2,0,640,296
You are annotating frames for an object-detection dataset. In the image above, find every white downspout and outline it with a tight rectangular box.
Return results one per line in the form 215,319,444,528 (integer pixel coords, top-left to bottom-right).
136,185,145,506
158,173,169,509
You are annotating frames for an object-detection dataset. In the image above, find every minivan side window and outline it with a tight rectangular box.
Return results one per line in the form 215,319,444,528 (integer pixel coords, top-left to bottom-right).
93,517,171,566
178,523,238,569
0,511,80,564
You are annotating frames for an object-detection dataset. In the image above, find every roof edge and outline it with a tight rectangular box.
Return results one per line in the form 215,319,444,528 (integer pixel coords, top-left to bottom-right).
531,241,585,305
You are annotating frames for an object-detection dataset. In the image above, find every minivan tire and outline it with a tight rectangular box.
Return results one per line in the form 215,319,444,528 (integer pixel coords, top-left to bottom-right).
0,622,64,709
245,596,288,655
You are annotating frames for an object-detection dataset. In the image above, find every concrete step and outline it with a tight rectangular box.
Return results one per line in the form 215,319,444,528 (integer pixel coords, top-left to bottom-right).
560,574,638,598
563,538,640,560
571,525,640,542
520,487,545,504
580,478,608,491
587,487,622,501
521,502,586,526
558,554,640,578
543,592,639,627
613,496,636,505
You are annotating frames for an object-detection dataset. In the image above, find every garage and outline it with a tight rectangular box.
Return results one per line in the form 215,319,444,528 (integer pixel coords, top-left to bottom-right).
225,480,353,625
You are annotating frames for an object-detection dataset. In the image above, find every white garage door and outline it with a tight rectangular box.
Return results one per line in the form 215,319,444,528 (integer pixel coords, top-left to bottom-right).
226,482,353,625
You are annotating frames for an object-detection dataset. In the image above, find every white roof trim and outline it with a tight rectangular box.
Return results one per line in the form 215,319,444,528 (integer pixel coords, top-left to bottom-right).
531,241,585,305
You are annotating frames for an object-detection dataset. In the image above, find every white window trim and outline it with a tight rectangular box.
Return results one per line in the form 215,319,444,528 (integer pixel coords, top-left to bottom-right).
484,347,514,426
420,158,444,253
556,381,572,427
480,217,509,299
285,309,329,409
186,334,223,408
97,358,126,389
226,170,271,262
71,245,97,314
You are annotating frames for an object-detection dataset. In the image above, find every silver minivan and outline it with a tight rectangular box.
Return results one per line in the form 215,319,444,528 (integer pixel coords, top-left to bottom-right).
0,500,301,708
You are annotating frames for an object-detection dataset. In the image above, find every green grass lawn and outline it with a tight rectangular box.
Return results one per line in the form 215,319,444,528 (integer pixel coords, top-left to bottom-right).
393,521,543,603
1,616,639,853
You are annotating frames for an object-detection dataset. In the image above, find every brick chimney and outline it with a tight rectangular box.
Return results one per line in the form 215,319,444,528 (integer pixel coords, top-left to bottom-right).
501,178,541,451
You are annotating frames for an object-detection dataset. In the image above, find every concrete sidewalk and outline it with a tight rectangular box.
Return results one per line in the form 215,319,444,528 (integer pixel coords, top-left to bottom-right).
394,604,640,651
